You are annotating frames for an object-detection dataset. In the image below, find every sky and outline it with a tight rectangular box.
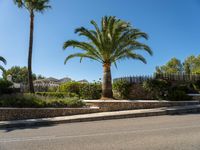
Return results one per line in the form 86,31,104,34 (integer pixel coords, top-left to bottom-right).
0,0,200,82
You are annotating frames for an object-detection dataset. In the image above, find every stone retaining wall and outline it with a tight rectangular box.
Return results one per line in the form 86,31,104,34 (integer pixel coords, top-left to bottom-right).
0,108,100,121
86,100,200,111
1,101,199,121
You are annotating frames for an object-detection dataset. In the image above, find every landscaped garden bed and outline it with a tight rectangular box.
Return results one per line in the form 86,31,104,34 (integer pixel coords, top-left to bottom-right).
0,94,85,108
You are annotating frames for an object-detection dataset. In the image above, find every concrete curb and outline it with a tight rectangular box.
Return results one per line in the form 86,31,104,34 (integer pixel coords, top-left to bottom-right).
1,105,200,129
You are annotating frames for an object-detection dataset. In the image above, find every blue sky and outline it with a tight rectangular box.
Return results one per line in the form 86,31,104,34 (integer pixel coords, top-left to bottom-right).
0,0,200,81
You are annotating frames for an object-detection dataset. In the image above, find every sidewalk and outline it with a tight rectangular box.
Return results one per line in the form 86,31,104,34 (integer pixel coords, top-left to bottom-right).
1,105,200,129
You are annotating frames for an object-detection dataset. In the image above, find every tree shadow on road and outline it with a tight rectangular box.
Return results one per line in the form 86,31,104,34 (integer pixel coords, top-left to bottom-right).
0,122,58,133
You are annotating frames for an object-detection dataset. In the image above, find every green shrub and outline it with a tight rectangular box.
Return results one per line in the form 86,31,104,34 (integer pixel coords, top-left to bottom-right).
0,94,85,108
0,94,46,107
0,79,13,94
193,80,200,92
143,79,192,101
143,79,171,100
47,86,58,92
113,80,131,99
80,82,102,99
61,98,85,108
59,82,81,97
126,84,154,100
176,85,190,93
168,89,192,101
59,81,102,99
35,92,68,98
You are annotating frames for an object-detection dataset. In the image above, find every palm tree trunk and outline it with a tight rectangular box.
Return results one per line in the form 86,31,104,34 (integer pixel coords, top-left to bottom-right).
28,10,35,93
101,63,113,99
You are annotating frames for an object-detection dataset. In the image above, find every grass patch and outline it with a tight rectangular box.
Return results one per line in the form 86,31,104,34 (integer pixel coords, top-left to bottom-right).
0,94,85,108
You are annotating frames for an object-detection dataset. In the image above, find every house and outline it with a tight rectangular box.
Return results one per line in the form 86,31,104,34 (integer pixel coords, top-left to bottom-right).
77,79,89,84
33,77,72,87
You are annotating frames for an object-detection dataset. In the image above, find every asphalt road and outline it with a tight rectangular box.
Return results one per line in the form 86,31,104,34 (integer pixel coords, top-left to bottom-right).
0,114,200,150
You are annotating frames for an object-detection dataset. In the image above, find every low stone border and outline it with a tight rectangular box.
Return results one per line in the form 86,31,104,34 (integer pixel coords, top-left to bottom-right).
0,107,100,121
1,100,199,121
1,105,200,129
85,100,200,111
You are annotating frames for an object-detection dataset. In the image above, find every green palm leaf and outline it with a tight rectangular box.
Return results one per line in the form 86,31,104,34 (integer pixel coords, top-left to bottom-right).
0,56,6,65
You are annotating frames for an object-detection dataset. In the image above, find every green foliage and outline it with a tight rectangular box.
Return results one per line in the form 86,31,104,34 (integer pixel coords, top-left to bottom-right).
167,90,191,101
113,80,131,99
80,82,102,99
0,79,13,94
13,0,51,12
143,79,192,100
3,66,37,84
37,75,46,80
57,98,85,108
59,81,102,99
35,92,68,98
0,94,45,108
156,55,200,75
192,80,200,92
156,57,183,74
47,86,58,92
59,81,81,97
0,94,85,108
143,79,171,100
63,16,152,66
0,56,6,73
184,55,200,74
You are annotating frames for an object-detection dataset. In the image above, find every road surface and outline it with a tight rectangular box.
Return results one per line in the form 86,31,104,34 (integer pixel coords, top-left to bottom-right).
1,114,200,150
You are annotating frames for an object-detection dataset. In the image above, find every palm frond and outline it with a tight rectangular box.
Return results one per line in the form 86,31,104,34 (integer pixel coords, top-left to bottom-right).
0,56,7,65
116,52,147,64
129,42,153,55
75,27,103,51
14,0,51,12
0,65,6,73
63,40,103,62
13,0,23,8
63,16,152,66
64,53,101,64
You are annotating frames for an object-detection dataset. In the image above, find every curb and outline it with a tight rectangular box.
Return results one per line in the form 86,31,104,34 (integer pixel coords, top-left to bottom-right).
1,105,200,129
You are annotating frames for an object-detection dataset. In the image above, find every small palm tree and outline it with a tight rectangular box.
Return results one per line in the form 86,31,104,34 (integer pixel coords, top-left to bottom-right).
0,56,6,73
13,0,51,93
63,16,153,99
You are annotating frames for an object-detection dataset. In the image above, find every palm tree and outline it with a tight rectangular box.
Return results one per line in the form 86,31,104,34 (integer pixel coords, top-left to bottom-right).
0,56,6,73
13,0,51,93
63,16,153,99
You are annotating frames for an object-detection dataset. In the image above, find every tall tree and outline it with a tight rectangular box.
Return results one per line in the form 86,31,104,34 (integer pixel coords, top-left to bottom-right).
13,0,51,93
156,57,183,74
3,66,37,84
0,56,6,73
63,16,152,99
183,55,200,74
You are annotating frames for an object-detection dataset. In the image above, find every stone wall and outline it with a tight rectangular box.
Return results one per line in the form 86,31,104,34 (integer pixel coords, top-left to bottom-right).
1,100,199,121
86,100,200,111
0,108,100,121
